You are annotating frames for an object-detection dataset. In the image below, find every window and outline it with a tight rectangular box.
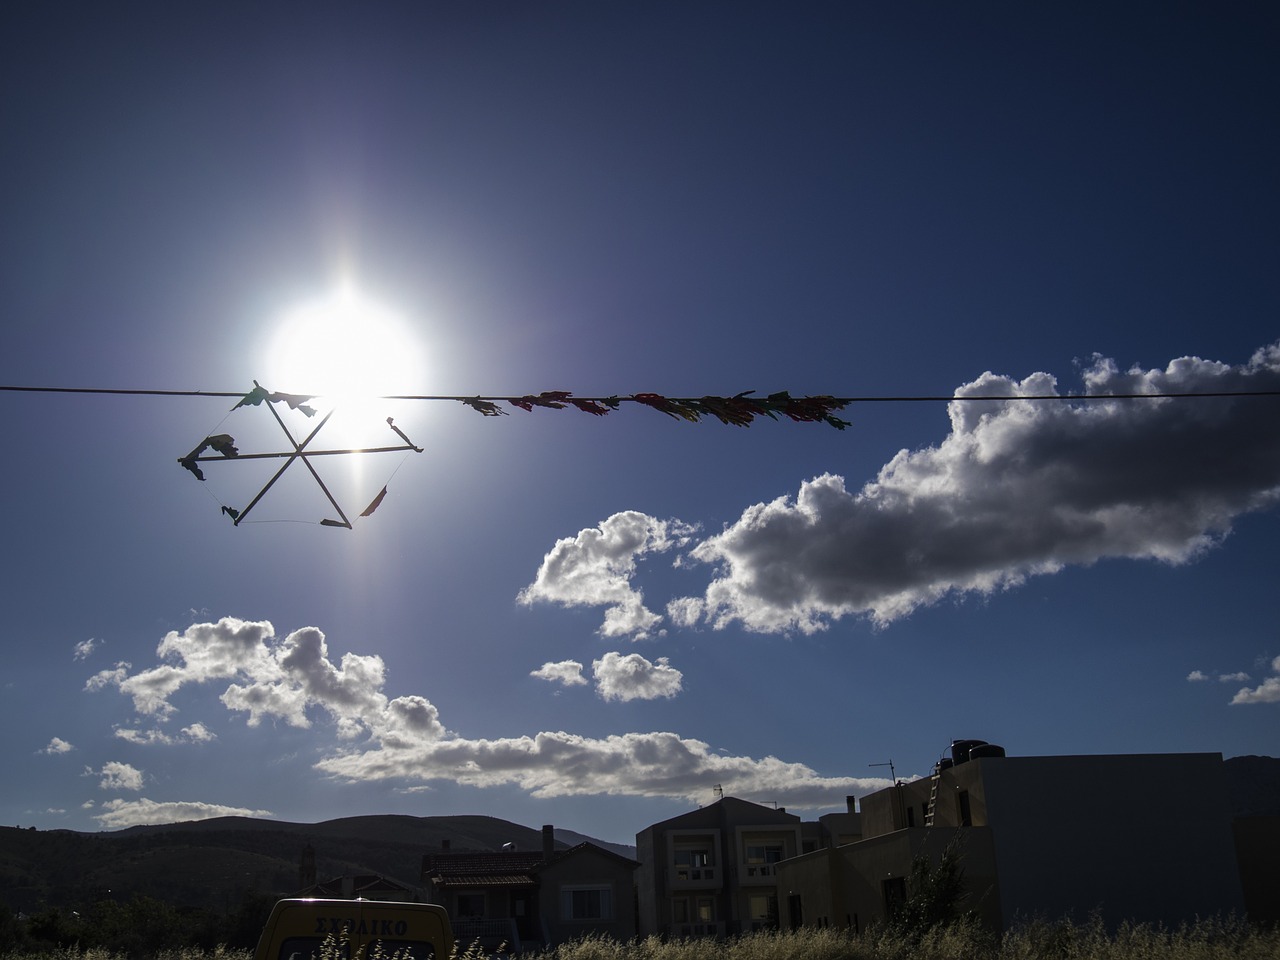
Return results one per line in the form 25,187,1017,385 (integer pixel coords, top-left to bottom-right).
455,893,484,918
748,894,778,930
675,846,715,880
676,847,712,867
744,842,785,877
561,885,613,921
671,898,689,923
745,843,784,863
958,790,972,827
695,897,715,922
906,806,916,827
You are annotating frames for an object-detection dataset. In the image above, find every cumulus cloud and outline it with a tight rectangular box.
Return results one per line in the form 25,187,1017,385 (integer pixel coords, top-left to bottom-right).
1231,655,1280,705
85,618,432,743
93,798,273,829
662,344,1280,632
73,638,98,661
85,663,131,692
531,660,588,686
93,761,145,791
40,737,74,754
316,728,885,809
518,512,697,639
1187,670,1209,682
1218,671,1252,683
592,652,683,702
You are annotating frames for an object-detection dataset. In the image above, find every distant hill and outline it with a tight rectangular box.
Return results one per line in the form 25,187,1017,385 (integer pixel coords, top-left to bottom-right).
0,814,636,915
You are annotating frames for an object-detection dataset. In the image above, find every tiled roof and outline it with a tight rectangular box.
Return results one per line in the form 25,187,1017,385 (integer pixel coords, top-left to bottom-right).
422,851,544,888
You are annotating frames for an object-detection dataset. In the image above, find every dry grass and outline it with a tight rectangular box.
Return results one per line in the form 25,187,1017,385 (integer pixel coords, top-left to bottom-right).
2,919,1276,960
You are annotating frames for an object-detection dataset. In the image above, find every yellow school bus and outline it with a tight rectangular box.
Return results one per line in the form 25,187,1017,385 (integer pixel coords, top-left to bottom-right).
252,898,453,960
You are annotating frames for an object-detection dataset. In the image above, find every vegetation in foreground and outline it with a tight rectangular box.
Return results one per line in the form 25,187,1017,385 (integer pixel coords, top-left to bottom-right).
2,919,1278,960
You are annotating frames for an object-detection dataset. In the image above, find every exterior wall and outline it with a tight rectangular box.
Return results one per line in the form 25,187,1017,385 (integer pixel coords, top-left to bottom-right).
1232,816,1280,925
791,752,1244,933
538,846,638,945
817,811,862,848
776,827,1000,933
976,753,1244,927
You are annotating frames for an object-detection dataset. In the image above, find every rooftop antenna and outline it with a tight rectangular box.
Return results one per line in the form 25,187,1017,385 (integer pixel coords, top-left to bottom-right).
869,759,897,784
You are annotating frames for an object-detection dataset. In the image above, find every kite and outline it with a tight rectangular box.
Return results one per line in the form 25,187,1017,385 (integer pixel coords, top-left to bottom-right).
178,383,423,529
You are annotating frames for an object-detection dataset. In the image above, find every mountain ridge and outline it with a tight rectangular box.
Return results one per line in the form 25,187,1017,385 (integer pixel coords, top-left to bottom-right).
0,813,636,914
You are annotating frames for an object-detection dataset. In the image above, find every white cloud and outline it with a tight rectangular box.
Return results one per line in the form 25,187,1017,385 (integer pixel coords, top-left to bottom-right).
316,728,886,809
114,723,216,745
1186,670,1209,682
518,512,697,640
85,663,131,692
1218,671,1251,682
40,737,74,754
73,638,98,661
93,798,273,829
86,618,415,741
94,761,145,791
672,344,1280,632
1231,655,1280,705
592,652,683,702
531,660,588,686
90,618,888,810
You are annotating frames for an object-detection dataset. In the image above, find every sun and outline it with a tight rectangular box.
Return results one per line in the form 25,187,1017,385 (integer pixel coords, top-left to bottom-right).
263,286,424,407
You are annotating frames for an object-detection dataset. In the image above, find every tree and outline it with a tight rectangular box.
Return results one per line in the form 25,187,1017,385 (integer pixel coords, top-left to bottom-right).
889,834,969,935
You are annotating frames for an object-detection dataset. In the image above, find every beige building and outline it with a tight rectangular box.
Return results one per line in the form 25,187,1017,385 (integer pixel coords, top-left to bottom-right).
776,748,1247,932
635,795,839,937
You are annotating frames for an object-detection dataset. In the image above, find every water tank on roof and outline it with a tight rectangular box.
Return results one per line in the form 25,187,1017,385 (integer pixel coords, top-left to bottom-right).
950,739,987,764
968,743,1006,759
933,757,954,776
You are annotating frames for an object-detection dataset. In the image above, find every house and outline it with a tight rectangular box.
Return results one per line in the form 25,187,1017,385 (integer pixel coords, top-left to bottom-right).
775,745,1248,933
635,796,823,938
297,873,419,901
420,824,638,951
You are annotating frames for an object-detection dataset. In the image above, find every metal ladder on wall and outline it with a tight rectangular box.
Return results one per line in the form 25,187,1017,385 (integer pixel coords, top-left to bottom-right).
924,770,941,826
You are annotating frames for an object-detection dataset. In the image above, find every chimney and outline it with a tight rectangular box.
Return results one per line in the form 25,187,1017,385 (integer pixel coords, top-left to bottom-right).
542,824,555,862
846,795,857,813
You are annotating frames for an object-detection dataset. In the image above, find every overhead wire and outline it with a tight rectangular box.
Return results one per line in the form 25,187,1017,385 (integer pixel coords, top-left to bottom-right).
2,384,1278,403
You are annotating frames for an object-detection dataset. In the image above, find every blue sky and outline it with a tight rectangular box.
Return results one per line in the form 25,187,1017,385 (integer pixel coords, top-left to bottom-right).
2,3,1277,845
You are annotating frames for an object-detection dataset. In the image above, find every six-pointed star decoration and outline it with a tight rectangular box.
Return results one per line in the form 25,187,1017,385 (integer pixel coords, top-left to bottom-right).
178,383,423,529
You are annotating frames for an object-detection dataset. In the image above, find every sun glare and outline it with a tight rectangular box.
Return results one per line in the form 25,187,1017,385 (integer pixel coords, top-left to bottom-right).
264,288,424,406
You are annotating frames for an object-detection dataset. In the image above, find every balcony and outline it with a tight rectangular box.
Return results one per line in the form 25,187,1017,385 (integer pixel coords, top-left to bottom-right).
738,863,778,885
666,864,721,890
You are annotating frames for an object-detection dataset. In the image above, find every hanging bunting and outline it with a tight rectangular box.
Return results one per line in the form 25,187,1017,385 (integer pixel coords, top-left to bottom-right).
452,390,851,429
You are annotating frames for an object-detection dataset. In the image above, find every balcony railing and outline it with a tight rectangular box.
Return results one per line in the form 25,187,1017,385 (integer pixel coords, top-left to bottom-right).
452,918,522,951
739,863,778,884
667,865,720,889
